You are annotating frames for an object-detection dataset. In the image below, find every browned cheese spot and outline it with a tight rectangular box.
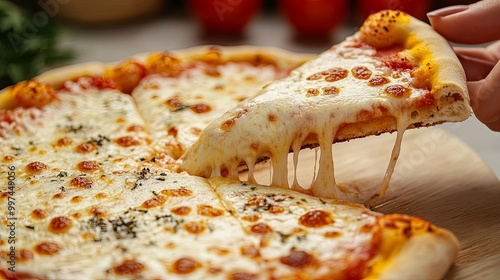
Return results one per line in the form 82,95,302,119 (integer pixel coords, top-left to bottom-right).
31,208,47,219
351,66,372,79
171,206,192,216
77,161,100,173
280,250,315,268
34,242,60,255
142,195,167,208
17,249,34,262
54,136,72,147
171,257,201,274
0,193,8,200
268,205,285,214
246,196,262,206
146,52,184,76
116,117,126,123
161,188,193,197
209,247,230,256
250,223,273,235
204,66,221,77
228,272,259,280
167,126,178,137
241,214,260,222
114,136,140,147
190,103,212,114
221,118,236,131
113,260,145,276
306,88,320,97
324,67,348,82
48,216,73,234
88,206,107,218
127,124,145,132
184,221,206,234
220,109,248,131
198,205,224,217
220,166,229,177
165,96,185,111
52,193,64,199
268,114,278,122
306,72,323,80
25,161,47,174
299,210,334,228
71,196,84,203
75,142,97,153
70,176,93,189
384,84,411,97
190,127,202,135
324,231,342,238
323,86,340,95
368,75,390,86
208,267,223,274
240,245,260,258
250,143,259,150
3,155,14,162
95,192,108,199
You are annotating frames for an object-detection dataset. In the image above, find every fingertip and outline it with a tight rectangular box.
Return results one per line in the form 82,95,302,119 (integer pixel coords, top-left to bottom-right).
426,5,468,19
426,2,500,44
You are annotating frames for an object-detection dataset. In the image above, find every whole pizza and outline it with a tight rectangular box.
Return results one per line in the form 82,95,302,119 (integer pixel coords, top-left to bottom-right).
0,11,471,279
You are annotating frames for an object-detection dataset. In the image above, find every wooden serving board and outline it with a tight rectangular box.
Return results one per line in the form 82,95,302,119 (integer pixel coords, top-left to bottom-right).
252,127,500,280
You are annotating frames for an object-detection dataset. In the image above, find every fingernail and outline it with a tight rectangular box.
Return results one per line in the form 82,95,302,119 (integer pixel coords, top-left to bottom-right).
427,5,469,18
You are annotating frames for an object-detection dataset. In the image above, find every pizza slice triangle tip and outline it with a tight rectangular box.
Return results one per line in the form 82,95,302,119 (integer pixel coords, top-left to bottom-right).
178,10,472,202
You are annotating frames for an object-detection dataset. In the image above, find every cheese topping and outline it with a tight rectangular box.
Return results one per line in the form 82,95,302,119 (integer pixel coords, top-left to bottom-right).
179,10,470,205
179,33,423,201
133,61,289,161
0,14,465,278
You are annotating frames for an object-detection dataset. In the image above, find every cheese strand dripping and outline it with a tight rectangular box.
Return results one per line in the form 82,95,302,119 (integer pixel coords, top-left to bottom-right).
366,113,411,207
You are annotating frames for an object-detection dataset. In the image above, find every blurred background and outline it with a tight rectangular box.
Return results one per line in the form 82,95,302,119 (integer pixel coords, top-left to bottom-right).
1,0,498,179
1,0,480,88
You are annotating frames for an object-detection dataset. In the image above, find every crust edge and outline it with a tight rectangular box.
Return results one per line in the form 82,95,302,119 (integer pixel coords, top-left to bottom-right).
0,45,315,94
373,229,460,280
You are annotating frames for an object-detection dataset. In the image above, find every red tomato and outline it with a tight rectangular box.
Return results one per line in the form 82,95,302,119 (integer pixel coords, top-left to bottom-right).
357,0,431,20
278,0,349,36
188,0,262,34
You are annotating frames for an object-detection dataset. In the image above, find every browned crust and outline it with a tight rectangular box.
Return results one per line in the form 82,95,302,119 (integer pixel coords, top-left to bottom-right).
365,215,460,280
0,45,314,97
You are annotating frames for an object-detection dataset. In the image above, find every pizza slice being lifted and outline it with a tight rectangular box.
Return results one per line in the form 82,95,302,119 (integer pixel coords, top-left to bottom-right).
179,10,472,204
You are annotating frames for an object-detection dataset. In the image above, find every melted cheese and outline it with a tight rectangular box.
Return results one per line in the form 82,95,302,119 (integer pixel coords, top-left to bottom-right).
180,11,470,205
0,30,463,278
0,82,385,278
0,90,153,173
179,33,427,201
133,62,288,161
212,178,381,279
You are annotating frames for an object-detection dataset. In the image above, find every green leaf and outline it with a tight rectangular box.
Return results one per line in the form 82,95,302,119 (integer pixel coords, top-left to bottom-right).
0,1,27,33
0,1,76,89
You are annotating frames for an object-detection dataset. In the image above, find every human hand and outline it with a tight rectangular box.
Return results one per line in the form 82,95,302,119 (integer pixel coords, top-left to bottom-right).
427,0,500,131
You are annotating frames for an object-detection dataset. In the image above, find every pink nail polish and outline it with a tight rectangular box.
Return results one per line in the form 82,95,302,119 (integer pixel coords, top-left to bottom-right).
427,5,469,18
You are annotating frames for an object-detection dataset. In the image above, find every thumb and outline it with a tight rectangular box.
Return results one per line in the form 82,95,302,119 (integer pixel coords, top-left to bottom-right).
427,0,500,44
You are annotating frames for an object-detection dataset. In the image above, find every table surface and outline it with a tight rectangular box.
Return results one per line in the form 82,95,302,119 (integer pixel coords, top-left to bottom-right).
55,12,500,179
